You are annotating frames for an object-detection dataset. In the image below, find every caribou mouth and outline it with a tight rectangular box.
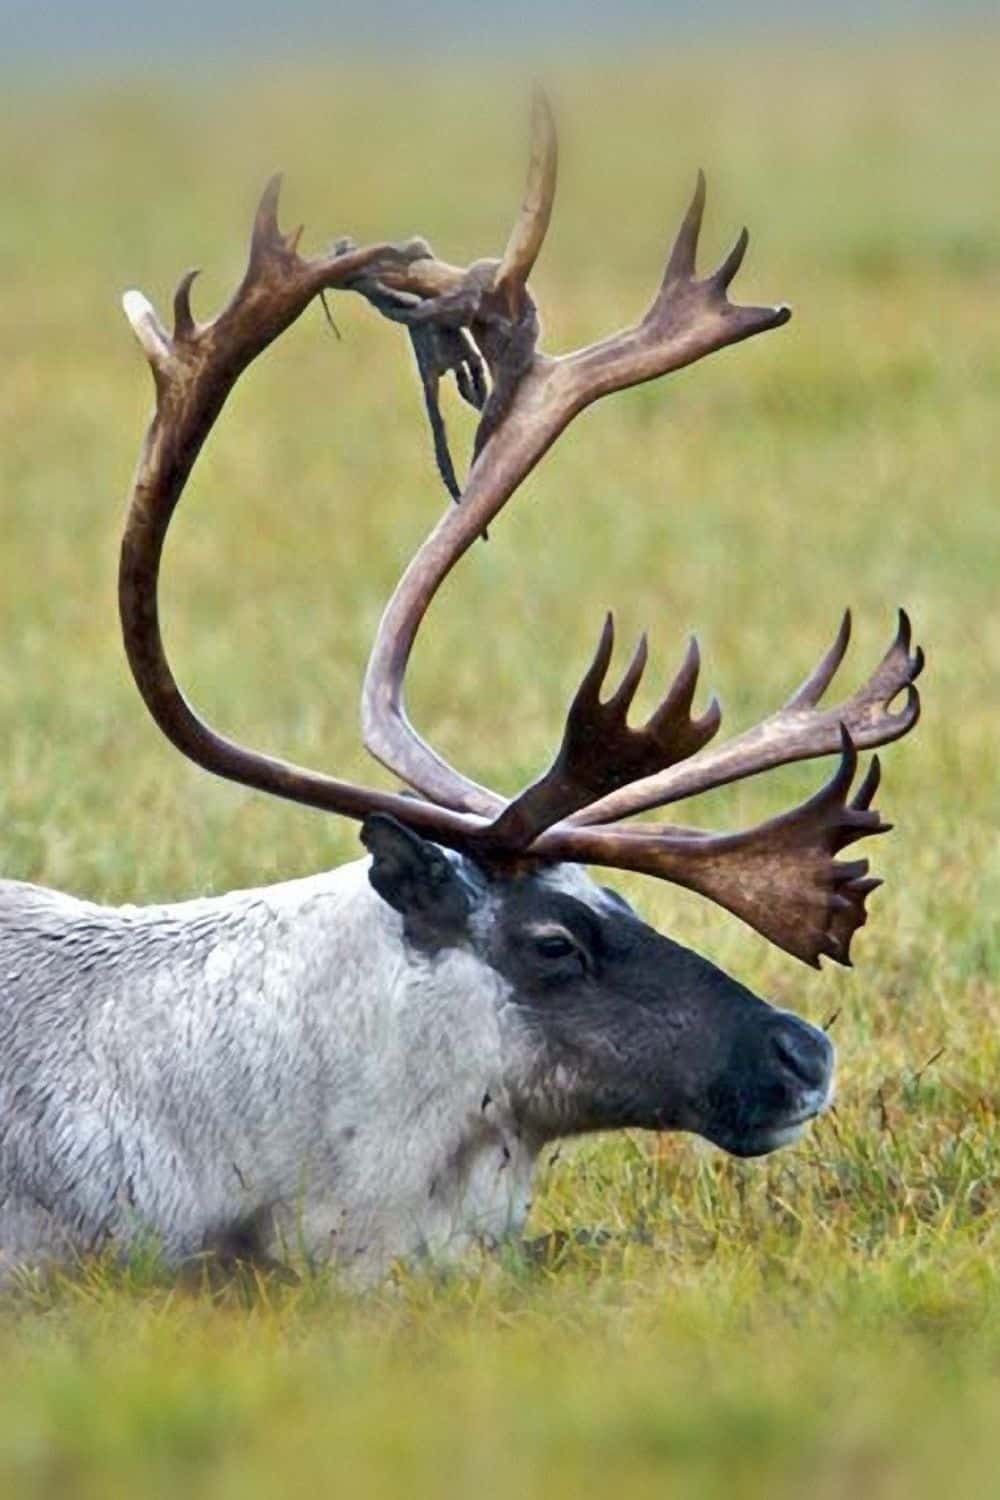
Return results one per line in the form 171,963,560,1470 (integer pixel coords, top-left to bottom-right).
717,1087,834,1158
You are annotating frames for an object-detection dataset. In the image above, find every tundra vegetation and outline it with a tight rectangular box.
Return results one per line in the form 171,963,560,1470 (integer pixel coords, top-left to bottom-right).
0,34,997,1500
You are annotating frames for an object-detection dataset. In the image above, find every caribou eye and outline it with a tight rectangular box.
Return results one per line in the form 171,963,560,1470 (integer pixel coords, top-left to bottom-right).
532,932,579,961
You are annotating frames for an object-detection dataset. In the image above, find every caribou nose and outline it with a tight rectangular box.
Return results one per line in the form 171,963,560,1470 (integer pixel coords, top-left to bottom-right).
769,1017,833,1093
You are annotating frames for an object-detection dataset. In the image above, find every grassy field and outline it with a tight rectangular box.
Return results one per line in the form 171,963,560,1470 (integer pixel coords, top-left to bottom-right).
0,32,998,1498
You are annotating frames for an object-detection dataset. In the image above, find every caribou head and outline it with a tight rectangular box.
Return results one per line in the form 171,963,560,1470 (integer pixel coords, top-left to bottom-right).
120,98,921,1169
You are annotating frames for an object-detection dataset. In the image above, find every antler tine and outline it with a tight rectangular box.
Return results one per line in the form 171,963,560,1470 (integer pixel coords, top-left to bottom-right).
709,225,751,294
648,635,722,742
572,610,923,825
482,613,620,847
784,609,852,710
607,631,650,716
249,172,286,264
852,607,924,735
481,616,723,853
495,87,559,319
172,268,200,342
662,170,707,287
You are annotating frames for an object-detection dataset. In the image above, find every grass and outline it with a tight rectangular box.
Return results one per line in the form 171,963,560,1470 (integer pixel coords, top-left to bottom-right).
1,30,999,1499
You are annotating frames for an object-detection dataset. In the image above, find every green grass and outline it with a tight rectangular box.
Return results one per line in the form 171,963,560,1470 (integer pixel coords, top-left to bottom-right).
1,32,999,1499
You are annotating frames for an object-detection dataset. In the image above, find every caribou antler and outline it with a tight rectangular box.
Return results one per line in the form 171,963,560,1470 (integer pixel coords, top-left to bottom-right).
121,103,922,969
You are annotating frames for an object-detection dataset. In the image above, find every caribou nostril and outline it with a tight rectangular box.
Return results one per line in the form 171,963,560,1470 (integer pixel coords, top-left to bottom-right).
770,1024,831,1091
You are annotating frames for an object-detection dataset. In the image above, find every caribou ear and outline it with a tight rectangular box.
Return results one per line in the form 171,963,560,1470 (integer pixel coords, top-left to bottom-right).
361,814,471,947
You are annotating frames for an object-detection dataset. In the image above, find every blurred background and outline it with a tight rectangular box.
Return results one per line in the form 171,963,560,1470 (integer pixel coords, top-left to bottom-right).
6,0,999,68
0,3,998,1497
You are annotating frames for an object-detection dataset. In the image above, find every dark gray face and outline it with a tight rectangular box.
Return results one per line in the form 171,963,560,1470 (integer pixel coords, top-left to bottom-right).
362,816,834,1158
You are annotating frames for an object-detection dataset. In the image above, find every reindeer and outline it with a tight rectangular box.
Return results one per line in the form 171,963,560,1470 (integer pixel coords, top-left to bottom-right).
0,101,922,1281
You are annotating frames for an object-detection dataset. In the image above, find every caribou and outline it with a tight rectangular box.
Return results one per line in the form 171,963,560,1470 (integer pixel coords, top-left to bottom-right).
0,101,922,1281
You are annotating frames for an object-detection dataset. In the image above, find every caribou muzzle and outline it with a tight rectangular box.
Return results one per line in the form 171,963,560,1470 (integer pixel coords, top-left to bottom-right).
701,1009,835,1158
